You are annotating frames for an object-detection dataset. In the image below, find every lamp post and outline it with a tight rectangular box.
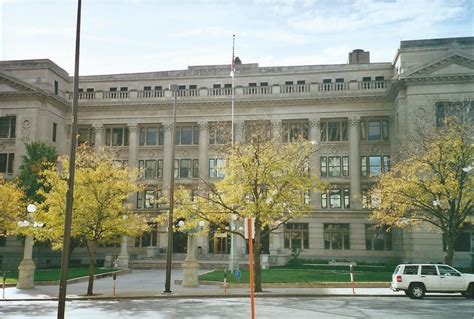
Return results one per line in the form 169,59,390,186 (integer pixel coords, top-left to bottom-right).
164,84,178,293
17,204,41,289
180,220,205,288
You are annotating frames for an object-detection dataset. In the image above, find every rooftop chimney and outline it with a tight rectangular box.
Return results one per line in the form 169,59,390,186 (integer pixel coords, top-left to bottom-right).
348,49,370,64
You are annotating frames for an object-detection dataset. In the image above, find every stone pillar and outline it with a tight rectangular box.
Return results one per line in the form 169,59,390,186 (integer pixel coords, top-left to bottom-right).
309,118,321,209
234,121,245,144
117,235,129,269
182,234,199,287
349,117,362,209
162,123,174,193
93,124,104,147
17,235,36,289
198,121,209,184
271,119,282,141
128,124,139,167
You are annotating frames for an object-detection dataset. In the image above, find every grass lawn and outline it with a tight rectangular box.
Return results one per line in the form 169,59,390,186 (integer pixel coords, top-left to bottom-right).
199,268,392,283
1,267,116,284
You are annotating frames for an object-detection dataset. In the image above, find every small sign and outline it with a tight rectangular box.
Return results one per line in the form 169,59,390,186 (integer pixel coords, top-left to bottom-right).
234,269,241,281
244,218,255,239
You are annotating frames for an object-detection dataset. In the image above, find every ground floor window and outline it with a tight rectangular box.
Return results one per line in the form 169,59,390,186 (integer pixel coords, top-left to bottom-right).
135,223,158,247
365,224,392,251
284,223,309,249
443,230,472,252
324,223,350,250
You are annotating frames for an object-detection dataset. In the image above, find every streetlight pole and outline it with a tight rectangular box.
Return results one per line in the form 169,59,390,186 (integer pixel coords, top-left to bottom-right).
17,204,38,290
164,85,178,293
58,0,81,317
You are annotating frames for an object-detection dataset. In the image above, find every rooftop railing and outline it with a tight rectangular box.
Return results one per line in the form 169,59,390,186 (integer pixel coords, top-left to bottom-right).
69,80,391,101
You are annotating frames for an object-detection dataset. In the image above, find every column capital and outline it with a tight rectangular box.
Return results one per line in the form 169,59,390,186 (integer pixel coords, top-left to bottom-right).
162,123,174,131
93,124,104,133
128,123,139,132
309,119,321,129
198,121,209,131
349,117,361,127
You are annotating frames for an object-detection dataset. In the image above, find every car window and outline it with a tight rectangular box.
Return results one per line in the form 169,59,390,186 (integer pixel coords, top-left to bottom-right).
421,265,437,275
437,265,461,276
403,265,419,275
393,266,400,275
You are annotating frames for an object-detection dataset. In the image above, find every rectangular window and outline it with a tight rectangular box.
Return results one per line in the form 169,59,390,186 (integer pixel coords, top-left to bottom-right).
321,193,327,209
369,156,382,176
383,156,390,172
328,156,341,177
362,119,390,141
324,224,350,250
320,157,327,177
209,122,231,145
282,121,309,142
78,127,95,146
284,223,309,249
344,189,350,208
54,80,59,95
329,189,341,208
179,159,192,178
0,116,16,138
0,153,14,174
175,125,199,145
365,224,392,251
105,127,129,146
52,122,57,142
320,120,348,142
174,159,179,178
361,156,367,177
193,159,199,178
342,156,349,176
145,160,157,179
144,190,155,208
209,158,224,178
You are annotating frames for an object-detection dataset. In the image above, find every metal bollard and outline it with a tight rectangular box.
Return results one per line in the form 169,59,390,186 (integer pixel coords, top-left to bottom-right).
350,264,355,295
2,272,6,299
223,269,229,294
112,273,117,297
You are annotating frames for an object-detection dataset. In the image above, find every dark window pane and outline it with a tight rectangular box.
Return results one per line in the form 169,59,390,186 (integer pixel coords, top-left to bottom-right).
368,121,381,140
147,127,157,145
181,127,192,145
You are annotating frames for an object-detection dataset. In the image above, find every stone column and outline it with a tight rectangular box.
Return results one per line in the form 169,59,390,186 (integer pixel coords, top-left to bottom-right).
162,123,174,193
234,121,245,144
349,117,362,209
17,235,36,289
309,118,321,209
271,119,282,141
117,235,129,269
198,121,209,184
128,124,139,167
93,124,104,147
181,234,199,287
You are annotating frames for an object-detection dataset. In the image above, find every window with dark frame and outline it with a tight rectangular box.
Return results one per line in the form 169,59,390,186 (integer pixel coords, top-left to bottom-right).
284,223,309,249
365,224,392,251
0,116,16,139
52,122,57,142
324,224,350,250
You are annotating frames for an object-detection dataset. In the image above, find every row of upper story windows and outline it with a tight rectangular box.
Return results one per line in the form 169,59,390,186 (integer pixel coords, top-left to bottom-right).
76,76,386,94
76,119,389,146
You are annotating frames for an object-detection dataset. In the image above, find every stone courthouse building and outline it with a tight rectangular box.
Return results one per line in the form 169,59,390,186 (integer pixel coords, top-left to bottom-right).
0,36,473,269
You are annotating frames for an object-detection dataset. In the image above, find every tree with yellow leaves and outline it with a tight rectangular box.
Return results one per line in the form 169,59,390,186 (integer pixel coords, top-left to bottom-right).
0,176,25,236
169,127,323,292
371,115,473,265
34,145,148,295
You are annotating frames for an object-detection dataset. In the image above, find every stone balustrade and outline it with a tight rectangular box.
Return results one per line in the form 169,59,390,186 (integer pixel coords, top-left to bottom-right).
68,80,392,102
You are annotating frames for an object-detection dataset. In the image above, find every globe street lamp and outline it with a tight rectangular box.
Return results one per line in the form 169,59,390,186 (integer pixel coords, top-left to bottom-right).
17,204,42,289
180,220,205,288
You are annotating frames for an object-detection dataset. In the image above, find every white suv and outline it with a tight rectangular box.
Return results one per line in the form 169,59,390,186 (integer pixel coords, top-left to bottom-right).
391,264,474,299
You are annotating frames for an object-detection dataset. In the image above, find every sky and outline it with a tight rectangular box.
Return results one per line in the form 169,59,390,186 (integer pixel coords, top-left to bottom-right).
0,0,473,76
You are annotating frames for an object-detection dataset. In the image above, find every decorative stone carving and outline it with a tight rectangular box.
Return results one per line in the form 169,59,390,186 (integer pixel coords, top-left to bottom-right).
162,123,174,131
330,146,339,154
349,117,360,127
128,124,139,133
148,151,156,158
93,125,104,134
21,119,32,144
309,119,321,129
371,146,380,153
415,107,426,118
198,121,209,131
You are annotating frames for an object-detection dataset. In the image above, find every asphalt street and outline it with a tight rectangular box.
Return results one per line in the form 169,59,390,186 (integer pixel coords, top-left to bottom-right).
1,297,473,319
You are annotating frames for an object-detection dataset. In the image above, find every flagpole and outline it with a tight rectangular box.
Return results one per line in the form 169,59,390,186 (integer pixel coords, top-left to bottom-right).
230,34,235,272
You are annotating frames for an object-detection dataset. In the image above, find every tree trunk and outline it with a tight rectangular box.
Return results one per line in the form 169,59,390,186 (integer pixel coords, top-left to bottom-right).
253,221,262,293
85,240,97,296
444,233,455,266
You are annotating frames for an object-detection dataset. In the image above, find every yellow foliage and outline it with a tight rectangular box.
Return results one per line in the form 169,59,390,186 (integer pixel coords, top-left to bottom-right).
0,176,25,236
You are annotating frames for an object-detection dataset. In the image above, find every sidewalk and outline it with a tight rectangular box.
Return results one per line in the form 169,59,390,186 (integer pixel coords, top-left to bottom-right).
0,270,405,301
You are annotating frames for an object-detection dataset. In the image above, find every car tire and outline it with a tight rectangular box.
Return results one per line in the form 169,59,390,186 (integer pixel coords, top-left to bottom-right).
408,283,425,299
466,283,474,299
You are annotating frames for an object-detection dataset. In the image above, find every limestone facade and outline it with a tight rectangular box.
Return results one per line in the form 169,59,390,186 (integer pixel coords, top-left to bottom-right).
0,37,473,269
